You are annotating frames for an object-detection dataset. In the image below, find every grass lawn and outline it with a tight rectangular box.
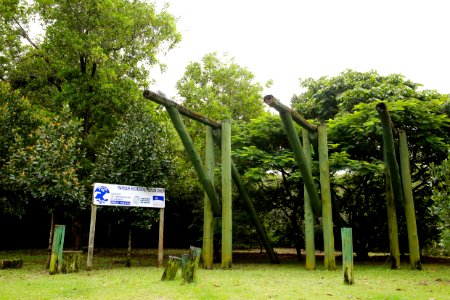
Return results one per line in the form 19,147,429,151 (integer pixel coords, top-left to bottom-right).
0,248,449,299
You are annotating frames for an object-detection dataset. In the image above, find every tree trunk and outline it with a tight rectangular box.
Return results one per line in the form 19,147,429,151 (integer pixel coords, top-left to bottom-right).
126,227,132,267
46,212,55,269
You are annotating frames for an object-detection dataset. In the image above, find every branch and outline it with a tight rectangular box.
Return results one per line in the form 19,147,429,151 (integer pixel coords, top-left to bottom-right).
13,17,39,49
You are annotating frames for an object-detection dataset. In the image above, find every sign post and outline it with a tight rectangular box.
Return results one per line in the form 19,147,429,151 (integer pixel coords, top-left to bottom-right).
87,183,165,270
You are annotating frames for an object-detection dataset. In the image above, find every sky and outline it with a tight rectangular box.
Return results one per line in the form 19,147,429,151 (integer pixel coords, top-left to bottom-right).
150,0,449,104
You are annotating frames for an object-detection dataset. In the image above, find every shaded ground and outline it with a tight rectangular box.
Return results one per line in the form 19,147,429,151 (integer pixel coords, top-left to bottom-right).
89,248,450,268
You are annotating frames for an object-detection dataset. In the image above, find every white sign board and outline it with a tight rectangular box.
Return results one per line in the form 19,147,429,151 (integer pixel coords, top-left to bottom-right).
93,183,165,208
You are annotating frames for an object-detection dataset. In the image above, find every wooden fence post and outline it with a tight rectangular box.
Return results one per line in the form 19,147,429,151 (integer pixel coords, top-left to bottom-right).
341,228,354,284
318,124,336,271
399,130,421,270
221,120,232,269
86,204,97,271
302,128,316,270
49,225,65,274
158,208,164,268
384,147,401,269
203,127,215,269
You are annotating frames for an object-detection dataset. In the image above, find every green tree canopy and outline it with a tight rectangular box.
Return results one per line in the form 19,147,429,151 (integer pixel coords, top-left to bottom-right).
1,0,181,157
176,52,265,122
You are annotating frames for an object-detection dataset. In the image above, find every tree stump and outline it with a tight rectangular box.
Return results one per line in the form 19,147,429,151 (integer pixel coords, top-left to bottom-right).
62,251,82,273
181,246,202,283
1,259,23,269
161,256,181,281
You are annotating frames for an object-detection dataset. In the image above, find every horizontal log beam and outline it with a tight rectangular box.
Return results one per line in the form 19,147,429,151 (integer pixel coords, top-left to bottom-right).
143,90,221,129
264,95,318,133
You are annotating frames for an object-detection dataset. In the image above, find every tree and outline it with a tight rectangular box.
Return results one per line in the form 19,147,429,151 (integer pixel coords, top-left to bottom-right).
429,153,450,255
1,98,86,217
1,0,181,157
177,52,265,123
91,100,175,232
232,113,311,258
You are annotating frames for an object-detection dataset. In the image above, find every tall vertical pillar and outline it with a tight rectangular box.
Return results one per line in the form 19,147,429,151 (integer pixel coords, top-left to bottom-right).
318,124,336,270
221,120,232,269
203,127,215,269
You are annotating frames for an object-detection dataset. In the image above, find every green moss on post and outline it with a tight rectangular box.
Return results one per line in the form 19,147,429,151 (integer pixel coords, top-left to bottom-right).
399,130,421,270
161,256,181,281
341,228,354,285
166,105,221,216
318,124,336,271
202,127,215,269
221,120,232,269
376,102,404,210
384,148,401,269
279,112,322,216
62,251,82,273
302,128,316,270
49,225,65,275
182,247,202,283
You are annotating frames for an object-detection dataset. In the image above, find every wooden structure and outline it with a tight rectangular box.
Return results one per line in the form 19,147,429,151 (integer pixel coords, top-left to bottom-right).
376,103,421,270
62,251,82,273
264,95,335,270
49,225,65,274
143,90,279,268
341,228,354,284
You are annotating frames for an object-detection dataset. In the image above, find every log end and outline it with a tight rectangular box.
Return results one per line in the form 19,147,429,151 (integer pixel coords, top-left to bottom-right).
376,102,387,113
263,95,276,105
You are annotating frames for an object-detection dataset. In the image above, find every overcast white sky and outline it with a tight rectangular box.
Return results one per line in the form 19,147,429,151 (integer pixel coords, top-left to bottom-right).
150,0,449,104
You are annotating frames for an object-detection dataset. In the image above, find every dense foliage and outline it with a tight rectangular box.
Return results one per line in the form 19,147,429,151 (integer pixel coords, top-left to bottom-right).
1,2,449,258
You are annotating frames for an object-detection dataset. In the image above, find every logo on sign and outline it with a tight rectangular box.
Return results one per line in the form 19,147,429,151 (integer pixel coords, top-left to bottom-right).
153,195,164,201
94,186,111,204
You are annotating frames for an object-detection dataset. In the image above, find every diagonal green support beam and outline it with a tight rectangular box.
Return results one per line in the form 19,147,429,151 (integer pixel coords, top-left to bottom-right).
278,112,322,216
165,105,221,216
376,102,404,210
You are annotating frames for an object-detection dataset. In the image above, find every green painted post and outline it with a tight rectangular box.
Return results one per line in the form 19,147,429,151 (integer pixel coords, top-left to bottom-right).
202,127,215,269
399,130,421,270
221,120,232,269
376,102,404,209
212,130,279,264
341,228,354,285
49,225,65,274
384,146,401,269
279,112,322,216
302,128,316,270
165,105,221,216
318,124,336,271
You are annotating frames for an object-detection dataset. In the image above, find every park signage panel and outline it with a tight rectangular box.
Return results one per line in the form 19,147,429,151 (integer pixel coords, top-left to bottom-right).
92,183,165,208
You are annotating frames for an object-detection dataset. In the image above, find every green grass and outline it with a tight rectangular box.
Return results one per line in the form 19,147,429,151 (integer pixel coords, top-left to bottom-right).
0,249,449,299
